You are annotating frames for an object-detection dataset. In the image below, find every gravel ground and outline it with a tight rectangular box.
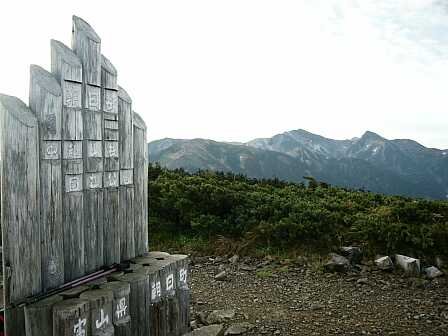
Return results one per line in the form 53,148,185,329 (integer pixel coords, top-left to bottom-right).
189,255,448,336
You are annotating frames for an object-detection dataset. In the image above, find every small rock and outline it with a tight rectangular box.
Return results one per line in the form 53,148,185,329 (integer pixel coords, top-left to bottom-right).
207,310,236,324
224,322,254,335
239,264,257,272
229,255,239,264
374,256,394,271
213,256,225,264
340,246,363,264
357,277,369,285
191,320,199,330
197,311,209,325
424,266,443,279
435,256,445,269
324,253,350,273
186,324,224,336
310,303,324,311
395,254,420,275
215,271,228,281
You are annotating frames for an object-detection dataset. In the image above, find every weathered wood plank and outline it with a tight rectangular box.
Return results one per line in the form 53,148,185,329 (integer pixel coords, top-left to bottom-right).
84,189,104,272
24,295,63,336
118,86,133,169
172,254,191,335
117,272,150,336
119,186,135,261
5,304,26,336
80,289,114,336
103,188,120,265
51,40,83,140
52,298,90,336
72,15,101,86
29,65,65,292
51,39,82,83
63,191,85,280
0,94,42,306
133,111,148,256
100,281,131,336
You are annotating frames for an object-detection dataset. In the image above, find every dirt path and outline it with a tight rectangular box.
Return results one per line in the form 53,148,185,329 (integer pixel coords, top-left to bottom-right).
189,256,448,336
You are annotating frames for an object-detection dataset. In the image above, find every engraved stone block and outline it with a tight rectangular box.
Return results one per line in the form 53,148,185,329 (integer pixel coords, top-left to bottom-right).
104,120,118,130
87,141,102,158
65,174,83,192
120,169,133,185
86,85,101,111
63,141,82,159
105,141,119,158
86,172,103,189
104,171,119,188
103,89,118,114
62,81,82,108
42,141,61,160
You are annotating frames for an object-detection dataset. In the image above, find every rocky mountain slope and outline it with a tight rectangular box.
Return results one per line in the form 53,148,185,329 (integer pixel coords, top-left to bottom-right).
148,130,448,199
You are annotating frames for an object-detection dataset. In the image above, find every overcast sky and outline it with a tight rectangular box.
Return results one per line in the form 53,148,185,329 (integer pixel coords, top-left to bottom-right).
1,0,448,149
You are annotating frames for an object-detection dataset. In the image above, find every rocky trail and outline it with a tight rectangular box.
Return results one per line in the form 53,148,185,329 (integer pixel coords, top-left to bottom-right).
187,254,448,336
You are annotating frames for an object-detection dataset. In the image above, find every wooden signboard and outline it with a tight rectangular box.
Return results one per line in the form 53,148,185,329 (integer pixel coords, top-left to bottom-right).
0,15,149,335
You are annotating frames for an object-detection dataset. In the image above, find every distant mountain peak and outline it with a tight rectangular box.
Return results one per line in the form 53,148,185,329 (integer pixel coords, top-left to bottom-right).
149,129,447,199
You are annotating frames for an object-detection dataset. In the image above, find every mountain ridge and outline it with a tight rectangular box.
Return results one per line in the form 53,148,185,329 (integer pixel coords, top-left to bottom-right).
148,130,448,200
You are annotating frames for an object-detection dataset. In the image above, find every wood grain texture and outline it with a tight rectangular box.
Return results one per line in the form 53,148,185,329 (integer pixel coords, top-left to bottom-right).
118,86,133,169
119,186,135,261
172,254,190,335
84,189,104,273
103,188,120,265
101,55,118,90
117,272,150,336
29,65,65,291
51,40,82,83
99,281,131,330
133,111,148,256
52,298,90,336
5,304,26,336
24,295,63,336
0,94,42,305
80,289,114,336
63,191,85,281
72,15,101,86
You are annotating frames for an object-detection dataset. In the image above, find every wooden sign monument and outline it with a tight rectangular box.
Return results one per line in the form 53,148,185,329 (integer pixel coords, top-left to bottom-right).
0,16,189,336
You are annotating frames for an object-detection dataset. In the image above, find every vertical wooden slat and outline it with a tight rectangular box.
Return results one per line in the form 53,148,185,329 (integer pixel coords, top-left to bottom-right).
80,289,114,336
51,39,85,282
72,16,105,275
133,111,148,256
24,295,63,336
0,95,42,308
100,281,132,336
29,65,65,291
52,299,90,336
116,272,150,336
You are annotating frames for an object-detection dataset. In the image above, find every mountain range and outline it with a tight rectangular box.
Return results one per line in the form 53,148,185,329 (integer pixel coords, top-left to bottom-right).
148,129,448,200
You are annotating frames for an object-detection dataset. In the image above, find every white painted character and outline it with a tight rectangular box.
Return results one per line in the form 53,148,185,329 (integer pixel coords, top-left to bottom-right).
151,281,162,300
46,144,58,158
179,268,188,285
69,177,79,192
73,318,86,336
95,309,109,329
166,273,174,291
89,175,98,188
116,297,128,319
